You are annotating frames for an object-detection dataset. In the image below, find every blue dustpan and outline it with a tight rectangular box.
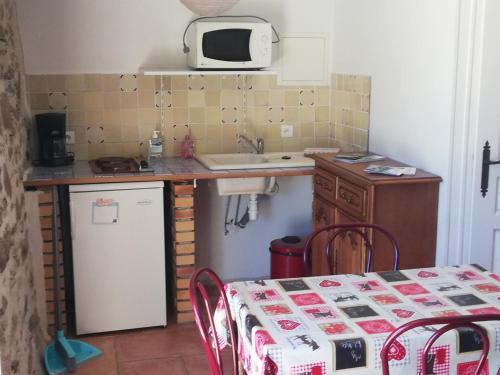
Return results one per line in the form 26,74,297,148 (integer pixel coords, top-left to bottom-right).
43,186,101,374
44,330,102,374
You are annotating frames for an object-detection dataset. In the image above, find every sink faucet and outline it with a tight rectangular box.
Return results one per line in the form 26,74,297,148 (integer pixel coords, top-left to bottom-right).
238,135,265,154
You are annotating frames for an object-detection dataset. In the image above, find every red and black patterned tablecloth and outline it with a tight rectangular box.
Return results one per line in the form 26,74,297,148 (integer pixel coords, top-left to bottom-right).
215,265,500,375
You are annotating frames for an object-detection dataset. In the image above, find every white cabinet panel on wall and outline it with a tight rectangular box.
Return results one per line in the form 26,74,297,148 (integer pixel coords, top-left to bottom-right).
277,34,329,86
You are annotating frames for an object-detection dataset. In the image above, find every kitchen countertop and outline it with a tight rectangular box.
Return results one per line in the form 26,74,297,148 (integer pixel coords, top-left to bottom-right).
24,158,314,187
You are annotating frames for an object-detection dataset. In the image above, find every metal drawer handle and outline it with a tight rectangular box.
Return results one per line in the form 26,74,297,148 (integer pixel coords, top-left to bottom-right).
340,192,353,204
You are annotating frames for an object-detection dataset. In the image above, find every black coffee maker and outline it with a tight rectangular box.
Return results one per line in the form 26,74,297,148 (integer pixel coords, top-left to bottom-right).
35,113,74,166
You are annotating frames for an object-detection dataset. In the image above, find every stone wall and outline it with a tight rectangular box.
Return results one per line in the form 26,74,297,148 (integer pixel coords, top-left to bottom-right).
0,0,47,373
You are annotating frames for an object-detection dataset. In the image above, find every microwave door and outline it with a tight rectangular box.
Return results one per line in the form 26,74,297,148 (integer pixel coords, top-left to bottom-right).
202,28,252,63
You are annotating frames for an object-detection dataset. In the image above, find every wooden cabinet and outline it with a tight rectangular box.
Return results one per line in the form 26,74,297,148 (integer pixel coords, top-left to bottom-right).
311,154,441,275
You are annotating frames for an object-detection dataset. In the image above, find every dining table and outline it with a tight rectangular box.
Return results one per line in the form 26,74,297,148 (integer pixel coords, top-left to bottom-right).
214,264,500,375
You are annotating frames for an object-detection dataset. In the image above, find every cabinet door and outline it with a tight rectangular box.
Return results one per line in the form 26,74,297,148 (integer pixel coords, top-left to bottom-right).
333,209,365,275
312,196,335,275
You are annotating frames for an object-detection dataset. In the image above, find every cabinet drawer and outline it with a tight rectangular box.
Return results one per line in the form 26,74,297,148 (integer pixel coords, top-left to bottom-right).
335,178,367,219
313,170,336,203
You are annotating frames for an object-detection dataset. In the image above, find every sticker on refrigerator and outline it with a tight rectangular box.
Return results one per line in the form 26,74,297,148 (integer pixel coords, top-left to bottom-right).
92,199,119,224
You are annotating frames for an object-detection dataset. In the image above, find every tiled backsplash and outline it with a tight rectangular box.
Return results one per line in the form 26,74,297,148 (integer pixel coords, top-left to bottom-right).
27,73,370,160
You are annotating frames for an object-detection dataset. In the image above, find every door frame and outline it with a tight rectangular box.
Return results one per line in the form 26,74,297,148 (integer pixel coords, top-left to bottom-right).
447,0,486,266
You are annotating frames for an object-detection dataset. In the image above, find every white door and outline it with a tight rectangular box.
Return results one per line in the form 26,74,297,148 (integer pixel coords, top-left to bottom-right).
465,0,500,274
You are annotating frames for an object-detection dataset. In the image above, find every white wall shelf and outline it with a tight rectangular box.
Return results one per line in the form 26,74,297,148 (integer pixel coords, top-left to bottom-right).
142,68,277,76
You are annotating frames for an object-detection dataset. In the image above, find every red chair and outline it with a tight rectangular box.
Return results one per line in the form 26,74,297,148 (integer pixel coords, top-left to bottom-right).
189,268,239,375
303,223,400,276
380,314,500,375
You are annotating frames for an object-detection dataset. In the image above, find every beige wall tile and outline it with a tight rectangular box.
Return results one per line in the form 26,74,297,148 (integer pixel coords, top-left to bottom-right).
253,90,269,106
299,89,315,106
264,139,283,152
139,91,155,108
188,90,205,107
120,109,138,126
205,107,221,124
220,90,242,107
85,74,103,91
284,107,298,124
172,91,188,107
172,76,187,90
138,123,156,141
120,92,138,108
29,75,48,93
138,75,155,91
283,138,302,152
121,125,139,141
248,76,269,90
314,122,330,137
68,111,86,127
102,75,120,91
68,126,87,145
84,92,104,109
103,109,121,126
205,76,220,90
104,125,122,143
70,144,89,160
316,88,330,107
138,108,160,126
315,106,329,122
188,75,206,90
189,107,205,124
298,107,315,124
48,93,67,110
120,74,138,92
300,123,314,138
173,107,188,125
66,75,86,92
285,90,299,107
103,92,120,108
173,124,189,140
189,124,206,140
205,91,220,106
46,75,66,92
268,90,285,107
85,110,104,126
67,92,85,110
104,143,124,157
206,125,222,140
30,93,49,110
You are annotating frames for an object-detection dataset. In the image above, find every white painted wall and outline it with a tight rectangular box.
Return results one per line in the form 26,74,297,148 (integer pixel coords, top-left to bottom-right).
331,0,459,266
195,176,313,281
16,0,334,74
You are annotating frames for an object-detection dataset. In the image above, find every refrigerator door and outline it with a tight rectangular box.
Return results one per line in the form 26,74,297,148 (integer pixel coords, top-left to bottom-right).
70,183,166,334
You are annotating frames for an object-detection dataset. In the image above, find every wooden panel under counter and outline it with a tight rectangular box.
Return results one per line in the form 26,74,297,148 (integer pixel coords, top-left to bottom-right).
310,154,442,275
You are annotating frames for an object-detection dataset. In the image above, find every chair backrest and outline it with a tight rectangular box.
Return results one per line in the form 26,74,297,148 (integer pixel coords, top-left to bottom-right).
189,268,238,375
303,223,400,276
380,314,500,375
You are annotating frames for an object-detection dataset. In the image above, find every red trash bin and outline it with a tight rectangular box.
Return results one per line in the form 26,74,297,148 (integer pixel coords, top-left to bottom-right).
269,236,306,279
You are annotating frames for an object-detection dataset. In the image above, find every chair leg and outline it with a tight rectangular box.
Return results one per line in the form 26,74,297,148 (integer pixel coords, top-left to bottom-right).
238,361,245,375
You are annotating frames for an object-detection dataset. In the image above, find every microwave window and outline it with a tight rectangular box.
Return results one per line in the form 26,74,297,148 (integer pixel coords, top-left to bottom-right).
202,29,252,62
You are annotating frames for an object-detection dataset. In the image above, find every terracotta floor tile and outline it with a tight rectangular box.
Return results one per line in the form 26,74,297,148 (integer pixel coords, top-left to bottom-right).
73,336,118,375
119,357,187,375
182,351,236,375
115,324,204,362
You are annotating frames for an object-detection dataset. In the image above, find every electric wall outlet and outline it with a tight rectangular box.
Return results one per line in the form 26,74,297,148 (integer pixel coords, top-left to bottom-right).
281,124,294,138
65,130,75,145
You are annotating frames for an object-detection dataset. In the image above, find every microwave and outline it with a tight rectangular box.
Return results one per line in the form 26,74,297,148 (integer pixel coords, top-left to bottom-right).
186,22,272,70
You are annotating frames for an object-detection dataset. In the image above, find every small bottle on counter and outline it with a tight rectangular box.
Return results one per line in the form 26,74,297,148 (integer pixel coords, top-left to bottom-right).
148,130,163,159
181,129,195,159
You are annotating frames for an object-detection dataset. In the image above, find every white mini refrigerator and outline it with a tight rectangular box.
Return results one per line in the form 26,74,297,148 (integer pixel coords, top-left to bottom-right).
69,182,167,335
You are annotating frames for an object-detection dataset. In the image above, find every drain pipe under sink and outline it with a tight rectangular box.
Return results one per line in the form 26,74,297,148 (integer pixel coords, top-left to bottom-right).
248,176,277,221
